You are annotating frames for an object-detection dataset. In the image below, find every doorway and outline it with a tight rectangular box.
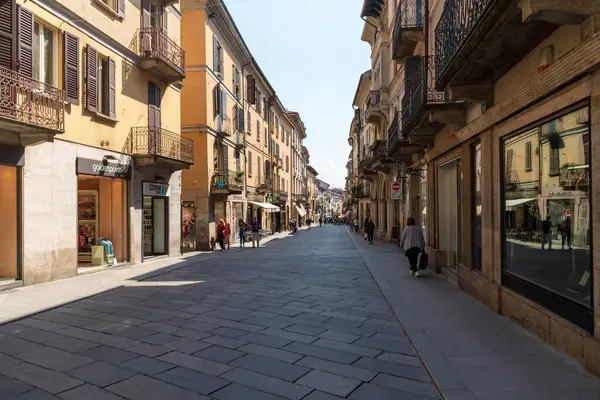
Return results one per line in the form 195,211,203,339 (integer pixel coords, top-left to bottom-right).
143,195,168,257
438,158,461,272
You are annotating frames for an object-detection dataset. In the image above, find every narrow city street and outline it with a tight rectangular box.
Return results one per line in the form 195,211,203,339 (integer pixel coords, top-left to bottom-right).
0,226,599,400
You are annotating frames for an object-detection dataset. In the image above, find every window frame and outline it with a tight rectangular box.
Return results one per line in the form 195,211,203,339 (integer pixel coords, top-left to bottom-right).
500,101,594,333
33,19,58,86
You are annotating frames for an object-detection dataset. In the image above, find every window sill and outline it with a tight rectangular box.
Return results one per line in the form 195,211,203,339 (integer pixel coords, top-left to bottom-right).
93,0,123,20
93,112,118,123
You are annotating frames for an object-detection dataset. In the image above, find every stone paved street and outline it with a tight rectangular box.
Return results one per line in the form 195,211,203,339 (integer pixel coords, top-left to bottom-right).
0,226,440,399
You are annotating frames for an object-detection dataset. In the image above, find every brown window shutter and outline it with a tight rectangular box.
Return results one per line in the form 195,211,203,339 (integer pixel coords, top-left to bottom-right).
162,7,168,34
141,0,151,27
118,0,125,17
108,57,116,118
86,45,98,113
0,0,16,70
63,32,79,104
246,75,255,104
17,6,33,78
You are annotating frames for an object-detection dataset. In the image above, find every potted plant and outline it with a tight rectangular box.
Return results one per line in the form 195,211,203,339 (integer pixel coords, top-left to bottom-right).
235,171,245,181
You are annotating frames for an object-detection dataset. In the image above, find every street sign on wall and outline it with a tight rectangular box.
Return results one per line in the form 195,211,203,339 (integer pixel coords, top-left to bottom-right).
391,182,402,200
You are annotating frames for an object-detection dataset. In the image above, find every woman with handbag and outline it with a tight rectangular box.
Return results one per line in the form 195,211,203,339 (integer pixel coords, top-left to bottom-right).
400,216,426,277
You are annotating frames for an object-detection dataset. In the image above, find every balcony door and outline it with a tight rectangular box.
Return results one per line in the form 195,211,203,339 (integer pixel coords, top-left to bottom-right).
148,82,161,155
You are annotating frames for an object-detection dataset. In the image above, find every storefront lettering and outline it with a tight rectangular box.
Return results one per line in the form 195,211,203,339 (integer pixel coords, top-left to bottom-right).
77,157,130,179
143,182,170,197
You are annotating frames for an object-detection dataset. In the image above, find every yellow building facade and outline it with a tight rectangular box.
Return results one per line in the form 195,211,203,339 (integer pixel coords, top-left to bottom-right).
0,0,189,286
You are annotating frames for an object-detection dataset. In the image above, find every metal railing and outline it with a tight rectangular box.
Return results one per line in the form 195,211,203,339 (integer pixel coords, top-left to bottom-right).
138,27,185,77
434,0,495,84
358,156,374,172
279,190,289,200
372,141,389,162
402,55,452,136
0,66,64,132
393,0,424,45
388,112,407,152
127,127,194,164
211,169,244,192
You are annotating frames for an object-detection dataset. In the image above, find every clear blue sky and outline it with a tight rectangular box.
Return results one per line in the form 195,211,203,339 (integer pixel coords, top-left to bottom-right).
227,0,371,188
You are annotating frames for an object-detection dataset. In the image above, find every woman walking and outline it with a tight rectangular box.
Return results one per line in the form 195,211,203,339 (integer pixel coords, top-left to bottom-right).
216,220,226,251
400,216,426,277
238,219,247,248
365,218,376,245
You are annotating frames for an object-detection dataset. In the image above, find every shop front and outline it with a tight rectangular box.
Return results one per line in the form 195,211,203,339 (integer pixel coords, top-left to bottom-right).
0,145,23,283
76,158,129,270
142,182,170,258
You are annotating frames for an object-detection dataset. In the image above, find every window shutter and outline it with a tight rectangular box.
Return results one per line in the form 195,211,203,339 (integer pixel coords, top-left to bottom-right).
221,87,227,119
86,45,98,113
219,45,224,82
118,0,125,17
162,7,168,34
247,111,251,135
238,107,244,133
108,57,116,119
63,32,79,104
257,121,260,140
212,35,218,75
141,0,151,27
0,0,16,70
248,151,252,175
17,6,33,78
232,66,237,94
258,157,261,184
223,144,229,172
247,75,255,104
213,85,219,119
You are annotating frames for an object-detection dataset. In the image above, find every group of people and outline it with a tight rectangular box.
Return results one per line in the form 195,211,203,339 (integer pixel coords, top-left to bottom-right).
541,214,573,250
215,218,262,250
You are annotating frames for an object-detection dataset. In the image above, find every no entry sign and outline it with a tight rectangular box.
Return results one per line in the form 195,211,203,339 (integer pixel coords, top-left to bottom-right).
391,182,402,200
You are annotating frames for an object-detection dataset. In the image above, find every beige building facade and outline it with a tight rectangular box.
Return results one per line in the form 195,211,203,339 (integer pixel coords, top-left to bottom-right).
348,0,600,377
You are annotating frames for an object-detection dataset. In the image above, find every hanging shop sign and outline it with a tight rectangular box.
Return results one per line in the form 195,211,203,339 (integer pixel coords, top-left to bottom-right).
143,182,170,197
77,157,130,179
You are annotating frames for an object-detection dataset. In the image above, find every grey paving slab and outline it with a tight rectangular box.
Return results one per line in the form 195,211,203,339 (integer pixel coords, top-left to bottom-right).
259,328,319,344
14,318,70,332
230,354,310,382
82,345,139,364
243,317,294,330
0,375,34,397
9,364,84,394
127,343,172,357
353,357,431,382
284,324,327,336
209,327,247,338
121,356,175,375
302,391,345,399
140,332,180,345
155,367,229,395
311,338,382,358
371,373,440,398
106,374,208,400
165,337,213,354
282,342,360,365
296,370,361,397
13,388,61,399
0,335,47,356
0,325,65,344
172,328,213,341
158,351,232,376
67,361,137,388
349,383,434,400
16,346,95,372
211,383,287,400
0,352,24,368
353,337,415,355
221,368,312,400
193,345,244,363
59,383,131,400
236,332,292,348
295,356,378,382
46,336,101,353
237,343,303,363
377,352,423,368
202,335,248,349
318,330,360,344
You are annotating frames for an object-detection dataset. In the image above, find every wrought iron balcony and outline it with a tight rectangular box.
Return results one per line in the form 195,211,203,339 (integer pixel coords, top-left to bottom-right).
279,190,289,201
352,185,369,199
365,90,388,124
137,27,185,83
211,169,243,194
402,56,460,144
0,66,64,143
235,131,246,149
371,141,393,172
434,0,558,92
126,126,193,169
392,0,424,59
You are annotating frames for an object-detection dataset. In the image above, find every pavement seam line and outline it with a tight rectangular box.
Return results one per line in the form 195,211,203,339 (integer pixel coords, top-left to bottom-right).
344,227,451,400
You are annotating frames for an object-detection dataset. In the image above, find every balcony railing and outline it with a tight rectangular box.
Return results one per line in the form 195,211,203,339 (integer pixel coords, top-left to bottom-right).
393,0,424,44
279,190,289,201
138,27,185,80
211,169,244,193
127,127,193,164
402,55,452,136
434,0,495,88
371,141,389,163
0,66,64,133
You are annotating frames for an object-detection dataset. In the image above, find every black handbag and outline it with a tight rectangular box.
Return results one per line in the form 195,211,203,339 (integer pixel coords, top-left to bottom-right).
418,251,428,270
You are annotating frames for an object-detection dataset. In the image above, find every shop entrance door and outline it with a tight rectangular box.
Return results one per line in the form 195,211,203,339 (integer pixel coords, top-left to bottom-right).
438,159,461,273
143,196,168,257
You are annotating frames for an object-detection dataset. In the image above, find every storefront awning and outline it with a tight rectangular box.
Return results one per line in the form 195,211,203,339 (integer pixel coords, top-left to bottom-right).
249,201,280,213
295,205,307,217
506,198,536,208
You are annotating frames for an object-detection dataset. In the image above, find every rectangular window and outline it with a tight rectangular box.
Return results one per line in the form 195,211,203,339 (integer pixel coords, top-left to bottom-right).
213,36,224,79
33,21,56,85
258,157,261,184
264,127,267,147
502,105,592,331
247,111,251,135
248,151,252,176
257,121,260,141
233,65,241,100
97,54,109,115
525,141,532,171
256,92,261,113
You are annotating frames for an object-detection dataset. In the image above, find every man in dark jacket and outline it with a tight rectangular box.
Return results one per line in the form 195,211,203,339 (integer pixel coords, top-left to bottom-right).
365,218,376,245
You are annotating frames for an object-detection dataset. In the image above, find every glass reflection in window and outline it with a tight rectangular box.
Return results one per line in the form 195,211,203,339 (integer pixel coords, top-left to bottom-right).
503,106,591,308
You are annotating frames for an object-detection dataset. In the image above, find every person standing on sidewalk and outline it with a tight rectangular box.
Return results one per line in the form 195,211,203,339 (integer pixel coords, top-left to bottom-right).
250,218,261,248
400,216,426,277
365,218,376,245
541,216,552,250
216,220,226,251
353,219,359,234
238,219,247,248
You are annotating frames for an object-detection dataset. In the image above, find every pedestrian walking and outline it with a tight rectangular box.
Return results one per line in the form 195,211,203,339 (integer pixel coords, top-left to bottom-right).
541,215,552,250
238,219,247,248
216,219,226,251
400,216,427,277
364,217,369,233
318,217,323,227
250,218,261,248
365,218,376,245
561,214,573,250
224,221,231,249
306,218,312,230
353,219,359,234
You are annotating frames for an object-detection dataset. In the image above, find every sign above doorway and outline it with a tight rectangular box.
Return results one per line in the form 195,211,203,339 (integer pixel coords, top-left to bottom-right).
77,157,130,179
143,182,170,197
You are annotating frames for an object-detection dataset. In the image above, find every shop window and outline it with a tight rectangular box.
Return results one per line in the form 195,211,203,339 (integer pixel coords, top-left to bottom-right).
502,105,592,330
525,141,532,171
0,166,18,279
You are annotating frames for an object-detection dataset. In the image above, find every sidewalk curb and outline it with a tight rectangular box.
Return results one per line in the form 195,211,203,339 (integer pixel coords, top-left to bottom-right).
345,227,477,400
